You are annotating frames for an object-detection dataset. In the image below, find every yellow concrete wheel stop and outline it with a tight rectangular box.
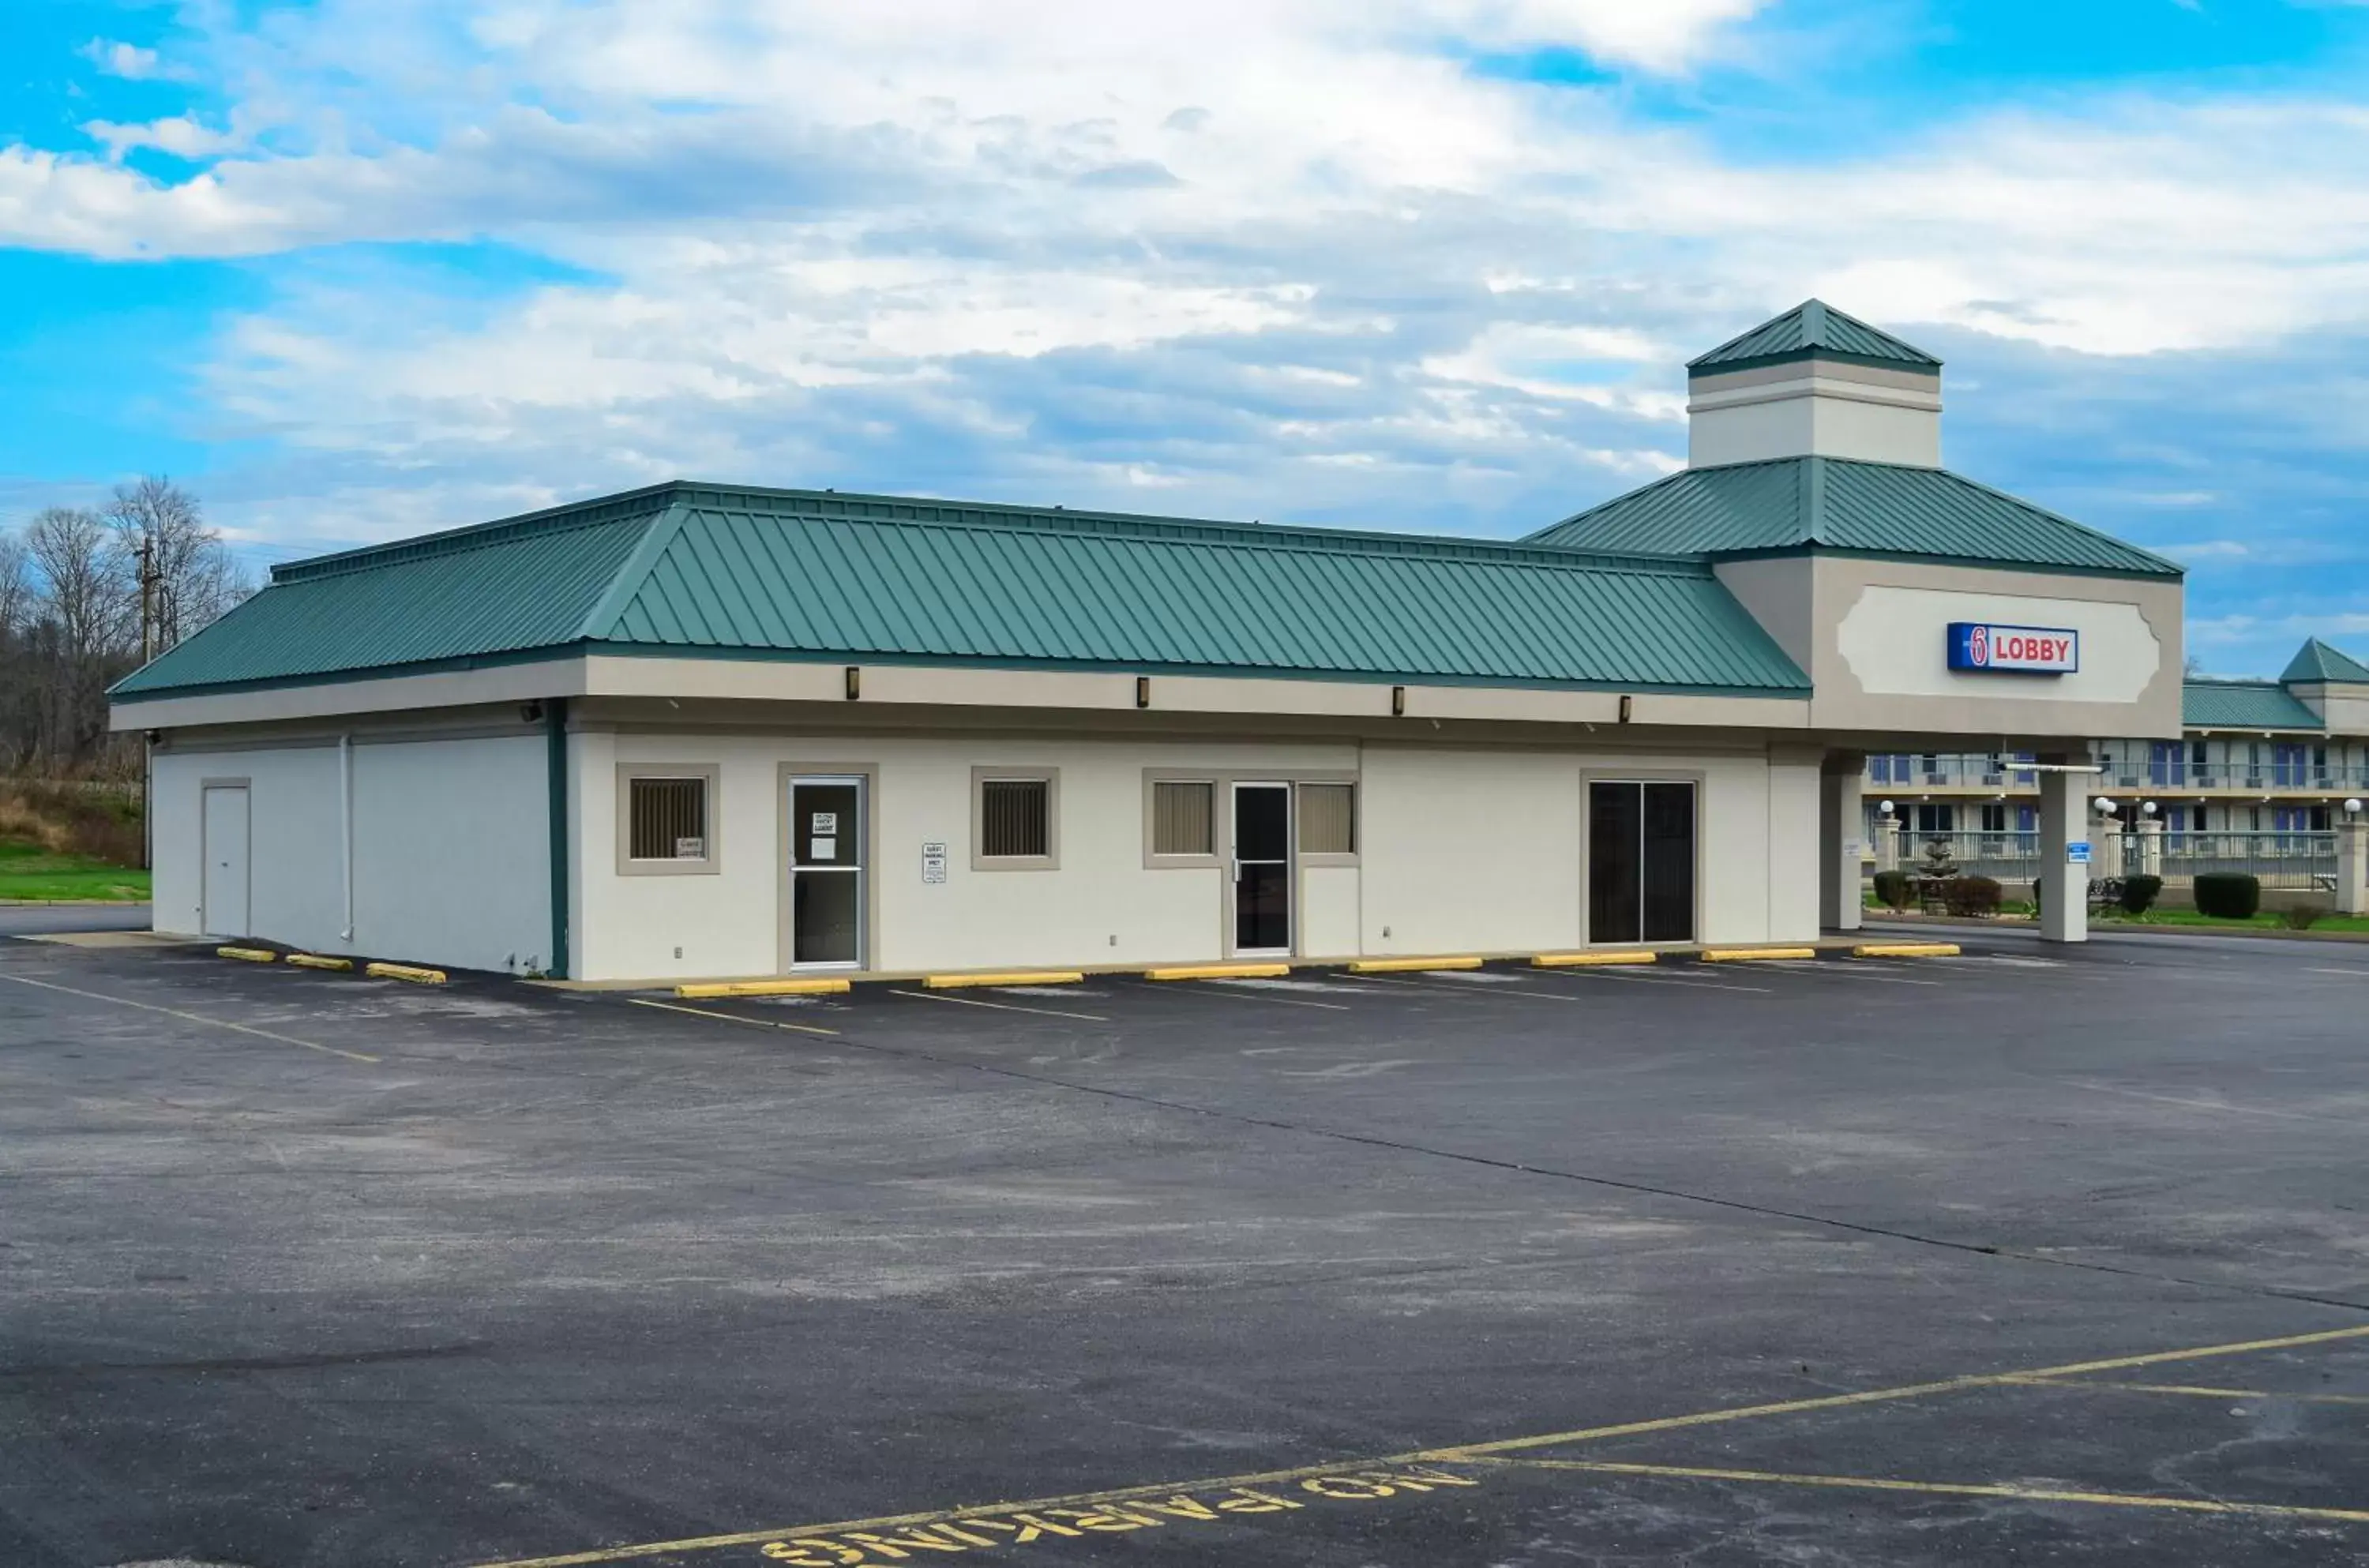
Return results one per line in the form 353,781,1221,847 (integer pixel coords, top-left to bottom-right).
286,954,355,971
1853,943,1962,958
365,961,448,985
216,947,276,963
678,977,853,999
1145,962,1291,981
1700,947,1819,962
1533,951,1658,966
924,970,1085,989
1349,956,1485,973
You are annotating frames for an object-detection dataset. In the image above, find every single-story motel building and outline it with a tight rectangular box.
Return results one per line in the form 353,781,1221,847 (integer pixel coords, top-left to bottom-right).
115,302,2237,982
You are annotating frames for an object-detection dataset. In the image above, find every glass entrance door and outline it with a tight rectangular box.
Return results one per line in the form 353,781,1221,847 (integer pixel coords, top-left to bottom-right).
790,776,865,968
1232,782,1292,955
1588,781,1695,944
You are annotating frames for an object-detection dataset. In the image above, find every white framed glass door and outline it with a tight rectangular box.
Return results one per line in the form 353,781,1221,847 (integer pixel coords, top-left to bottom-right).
790,775,865,968
1231,782,1292,956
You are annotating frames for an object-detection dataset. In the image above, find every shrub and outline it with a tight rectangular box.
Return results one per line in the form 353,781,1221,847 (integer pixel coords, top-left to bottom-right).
2193,872,2262,921
1944,875,2002,917
2283,903,2327,931
2119,875,2163,916
1872,870,1912,911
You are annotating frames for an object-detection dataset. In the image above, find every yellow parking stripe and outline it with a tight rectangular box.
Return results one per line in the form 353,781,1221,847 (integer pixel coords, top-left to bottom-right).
629,997,839,1037
2002,1376,2369,1406
1481,1456,2369,1526
0,972,379,1063
462,1323,2369,1567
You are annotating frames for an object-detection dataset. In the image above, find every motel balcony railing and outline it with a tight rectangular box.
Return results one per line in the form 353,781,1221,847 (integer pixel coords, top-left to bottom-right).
1871,831,2340,891
1864,759,2040,790
1868,759,2369,794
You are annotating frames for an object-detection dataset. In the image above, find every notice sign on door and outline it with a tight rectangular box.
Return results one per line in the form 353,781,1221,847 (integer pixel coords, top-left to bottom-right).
810,812,839,835
922,841,948,884
1948,622,2078,675
811,838,837,861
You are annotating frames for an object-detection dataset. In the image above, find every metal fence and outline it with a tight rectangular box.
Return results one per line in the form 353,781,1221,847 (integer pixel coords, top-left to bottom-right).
2151,831,2337,890
1873,831,2338,891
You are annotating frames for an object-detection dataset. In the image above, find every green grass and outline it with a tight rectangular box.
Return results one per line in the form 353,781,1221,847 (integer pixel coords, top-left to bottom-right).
0,841,152,902
2100,908,2369,935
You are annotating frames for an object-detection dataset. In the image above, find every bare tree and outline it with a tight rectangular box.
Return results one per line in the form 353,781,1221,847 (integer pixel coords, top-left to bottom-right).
105,476,250,652
0,529,28,637
23,506,135,763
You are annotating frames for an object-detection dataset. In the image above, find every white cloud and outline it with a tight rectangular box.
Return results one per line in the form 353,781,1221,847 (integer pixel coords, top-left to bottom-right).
80,39,197,83
11,0,2369,605
84,116,249,163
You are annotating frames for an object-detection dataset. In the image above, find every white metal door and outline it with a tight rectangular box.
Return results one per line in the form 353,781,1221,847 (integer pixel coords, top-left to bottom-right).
201,785,251,938
790,775,865,968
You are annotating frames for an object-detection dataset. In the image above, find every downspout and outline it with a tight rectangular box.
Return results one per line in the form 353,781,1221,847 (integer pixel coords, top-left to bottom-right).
338,733,355,943
546,697,570,980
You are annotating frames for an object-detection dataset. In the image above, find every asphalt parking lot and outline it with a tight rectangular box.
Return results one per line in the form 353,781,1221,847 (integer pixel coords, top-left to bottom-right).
6,910,2369,1567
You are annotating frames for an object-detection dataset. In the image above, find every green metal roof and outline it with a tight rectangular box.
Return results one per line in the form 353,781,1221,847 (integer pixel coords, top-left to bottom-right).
1522,456,2183,578
2279,637,2369,685
114,482,1811,700
2181,680,2322,731
1688,300,1942,374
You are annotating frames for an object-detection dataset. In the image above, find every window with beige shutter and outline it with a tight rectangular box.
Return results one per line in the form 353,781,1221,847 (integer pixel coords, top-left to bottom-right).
1298,782,1355,855
1151,781,1215,857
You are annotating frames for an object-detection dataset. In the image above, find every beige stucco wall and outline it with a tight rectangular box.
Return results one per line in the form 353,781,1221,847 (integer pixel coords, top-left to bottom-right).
1687,362,1943,468
575,730,1363,981
567,729,1826,981
1715,554,2185,742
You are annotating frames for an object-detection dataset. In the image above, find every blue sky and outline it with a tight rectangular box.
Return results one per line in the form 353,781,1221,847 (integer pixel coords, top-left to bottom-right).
3,0,2367,672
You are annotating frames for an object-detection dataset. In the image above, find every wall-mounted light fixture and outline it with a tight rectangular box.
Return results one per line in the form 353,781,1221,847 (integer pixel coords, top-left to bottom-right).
1391,685,1406,717
844,666,862,700
1618,694,1633,723
1136,676,1151,710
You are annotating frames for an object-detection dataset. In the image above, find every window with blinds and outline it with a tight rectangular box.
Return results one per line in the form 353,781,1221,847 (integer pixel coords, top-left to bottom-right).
629,776,708,860
1298,782,1355,855
979,778,1050,859
1151,781,1214,856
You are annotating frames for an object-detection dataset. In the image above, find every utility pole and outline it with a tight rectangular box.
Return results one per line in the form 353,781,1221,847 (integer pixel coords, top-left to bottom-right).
137,537,158,872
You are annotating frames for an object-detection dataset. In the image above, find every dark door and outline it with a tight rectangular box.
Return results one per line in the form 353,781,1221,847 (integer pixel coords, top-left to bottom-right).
1233,783,1292,954
1589,781,1695,944
1640,782,1695,943
1587,781,1640,945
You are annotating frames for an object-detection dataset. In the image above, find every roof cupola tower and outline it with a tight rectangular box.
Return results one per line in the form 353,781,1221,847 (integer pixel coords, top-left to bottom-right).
1685,300,1943,470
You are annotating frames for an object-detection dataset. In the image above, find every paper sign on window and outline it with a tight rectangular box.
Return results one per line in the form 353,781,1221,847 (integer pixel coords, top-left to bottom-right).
812,838,836,861
674,837,704,859
811,812,839,835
